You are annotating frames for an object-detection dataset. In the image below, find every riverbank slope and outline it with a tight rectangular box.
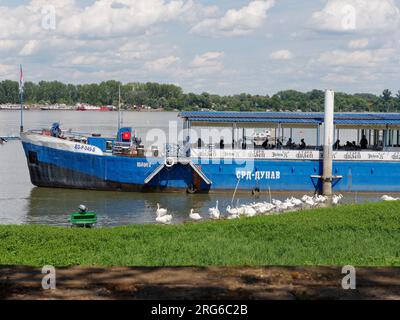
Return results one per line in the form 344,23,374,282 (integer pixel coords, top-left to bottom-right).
1,202,399,267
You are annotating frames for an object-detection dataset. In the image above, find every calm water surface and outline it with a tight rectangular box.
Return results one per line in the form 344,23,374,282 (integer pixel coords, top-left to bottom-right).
0,110,390,226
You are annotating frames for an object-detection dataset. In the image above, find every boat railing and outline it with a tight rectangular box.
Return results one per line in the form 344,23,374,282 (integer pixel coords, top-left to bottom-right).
165,143,188,159
28,129,90,140
112,141,132,155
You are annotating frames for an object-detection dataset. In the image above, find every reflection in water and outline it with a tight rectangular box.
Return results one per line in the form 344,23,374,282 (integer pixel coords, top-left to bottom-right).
0,140,30,225
27,187,217,227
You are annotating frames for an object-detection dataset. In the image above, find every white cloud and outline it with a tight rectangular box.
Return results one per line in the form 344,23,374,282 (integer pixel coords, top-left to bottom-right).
0,0,77,40
348,38,369,49
116,41,151,60
178,0,219,23
191,51,224,69
1,0,399,95
312,0,400,33
191,0,275,36
0,40,20,52
0,0,219,40
0,64,14,77
70,55,106,66
317,49,395,67
19,40,40,56
322,73,357,83
58,0,191,38
270,50,293,60
146,55,180,71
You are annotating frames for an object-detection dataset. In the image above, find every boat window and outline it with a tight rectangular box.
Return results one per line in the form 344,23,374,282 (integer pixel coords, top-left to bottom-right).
28,151,39,165
106,141,113,151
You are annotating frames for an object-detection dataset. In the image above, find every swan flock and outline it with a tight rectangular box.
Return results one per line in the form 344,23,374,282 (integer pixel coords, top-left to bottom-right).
155,193,396,224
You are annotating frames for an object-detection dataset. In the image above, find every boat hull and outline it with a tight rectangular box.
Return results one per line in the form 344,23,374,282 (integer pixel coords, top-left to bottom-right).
21,137,400,193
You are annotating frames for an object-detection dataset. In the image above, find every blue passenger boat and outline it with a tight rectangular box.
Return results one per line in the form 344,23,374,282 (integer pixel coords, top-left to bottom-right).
21,109,400,193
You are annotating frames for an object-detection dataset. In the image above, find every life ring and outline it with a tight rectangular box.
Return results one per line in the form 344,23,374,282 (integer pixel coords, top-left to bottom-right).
165,157,175,168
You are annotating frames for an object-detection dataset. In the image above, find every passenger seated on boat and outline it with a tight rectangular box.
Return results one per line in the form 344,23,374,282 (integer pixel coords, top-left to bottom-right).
262,138,269,149
333,139,341,150
276,139,283,149
220,139,225,150
344,141,359,150
360,135,368,149
299,139,306,150
286,138,294,148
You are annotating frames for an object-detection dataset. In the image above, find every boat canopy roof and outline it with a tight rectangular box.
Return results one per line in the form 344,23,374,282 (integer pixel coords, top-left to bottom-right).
179,112,400,129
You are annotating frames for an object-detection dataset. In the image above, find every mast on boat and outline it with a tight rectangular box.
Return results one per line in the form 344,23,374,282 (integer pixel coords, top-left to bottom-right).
19,65,24,133
118,85,122,131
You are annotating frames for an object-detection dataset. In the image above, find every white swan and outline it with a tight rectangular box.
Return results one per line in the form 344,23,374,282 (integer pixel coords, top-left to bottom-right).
270,200,285,211
290,197,303,207
226,205,239,215
381,195,399,201
189,209,202,221
261,202,276,214
302,196,316,207
156,213,172,225
314,195,328,203
332,194,343,205
237,206,247,216
278,202,289,211
272,199,282,206
284,199,296,209
242,206,257,217
209,200,220,219
251,203,264,214
156,203,168,217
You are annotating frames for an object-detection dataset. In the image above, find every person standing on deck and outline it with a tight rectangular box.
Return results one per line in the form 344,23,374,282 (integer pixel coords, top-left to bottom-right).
262,138,269,149
197,138,204,148
299,139,306,150
360,135,368,149
220,138,225,150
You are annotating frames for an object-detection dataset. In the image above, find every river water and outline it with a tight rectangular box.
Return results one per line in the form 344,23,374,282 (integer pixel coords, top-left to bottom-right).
0,110,389,226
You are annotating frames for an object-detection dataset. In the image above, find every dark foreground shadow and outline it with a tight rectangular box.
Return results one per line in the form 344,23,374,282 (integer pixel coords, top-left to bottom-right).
1,266,399,300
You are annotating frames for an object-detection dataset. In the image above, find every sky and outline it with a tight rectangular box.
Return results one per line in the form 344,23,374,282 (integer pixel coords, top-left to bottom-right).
0,0,400,96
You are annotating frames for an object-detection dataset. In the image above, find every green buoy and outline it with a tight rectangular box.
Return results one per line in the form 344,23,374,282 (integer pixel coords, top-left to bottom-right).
70,205,97,228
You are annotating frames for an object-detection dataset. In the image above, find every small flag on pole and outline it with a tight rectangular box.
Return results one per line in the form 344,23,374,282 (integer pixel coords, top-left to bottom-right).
19,64,24,94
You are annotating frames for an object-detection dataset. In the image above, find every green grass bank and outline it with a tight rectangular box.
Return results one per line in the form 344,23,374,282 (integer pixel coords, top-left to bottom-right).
0,202,399,267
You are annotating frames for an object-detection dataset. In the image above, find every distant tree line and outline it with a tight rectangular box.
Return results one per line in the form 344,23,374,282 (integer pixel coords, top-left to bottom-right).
1,80,400,112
